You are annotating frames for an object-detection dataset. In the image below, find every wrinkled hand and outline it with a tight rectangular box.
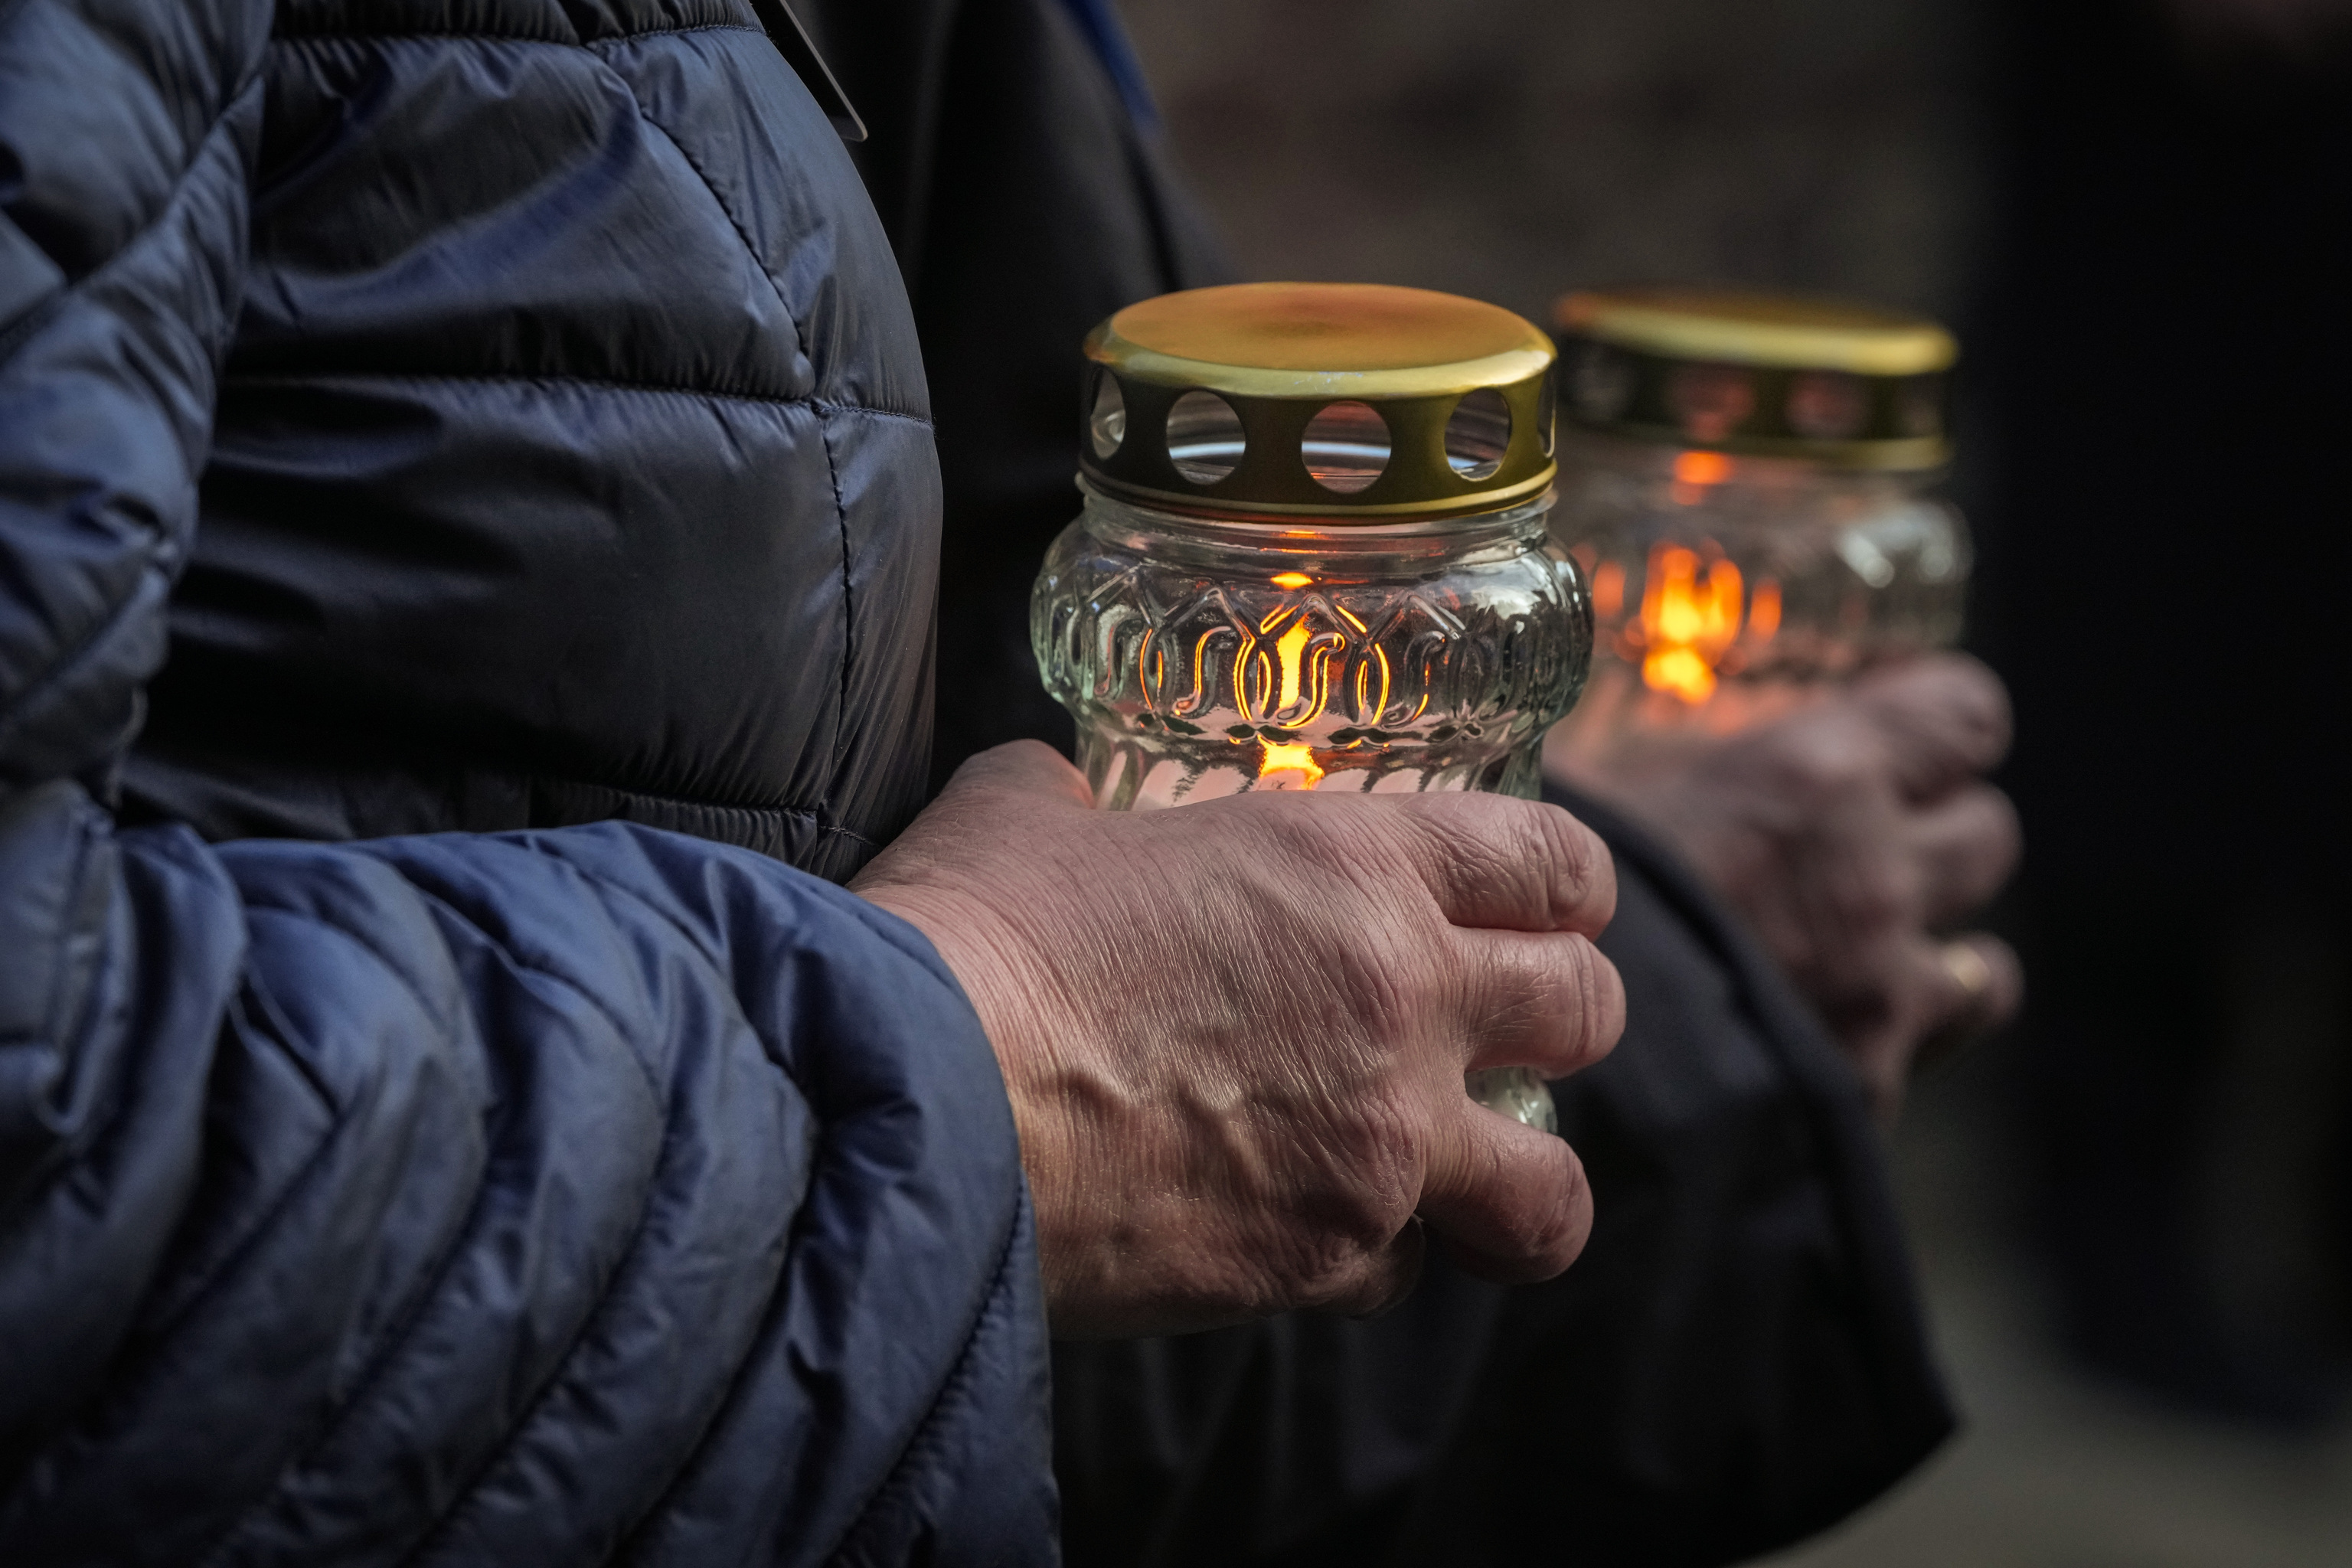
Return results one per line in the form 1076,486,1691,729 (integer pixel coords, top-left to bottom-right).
1550,655,2022,1119
851,742,1625,1338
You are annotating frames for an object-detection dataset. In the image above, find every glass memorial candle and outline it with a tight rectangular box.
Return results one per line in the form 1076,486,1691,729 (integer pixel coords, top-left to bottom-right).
1541,287,1970,775
1032,283,1593,1130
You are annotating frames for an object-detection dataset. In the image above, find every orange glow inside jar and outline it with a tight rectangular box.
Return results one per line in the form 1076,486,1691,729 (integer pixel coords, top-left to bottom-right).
1637,544,1744,703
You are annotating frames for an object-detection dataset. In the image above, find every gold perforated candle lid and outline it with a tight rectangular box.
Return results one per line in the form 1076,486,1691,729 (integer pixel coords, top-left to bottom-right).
1080,283,1558,520
1553,286,1957,469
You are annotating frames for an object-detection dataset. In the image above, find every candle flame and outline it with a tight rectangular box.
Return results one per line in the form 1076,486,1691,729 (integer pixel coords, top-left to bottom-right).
1273,619,1312,712
1674,450,1732,485
1671,449,1733,505
1257,738,1325,788
1271,570,1314,589
1639,544,1743,704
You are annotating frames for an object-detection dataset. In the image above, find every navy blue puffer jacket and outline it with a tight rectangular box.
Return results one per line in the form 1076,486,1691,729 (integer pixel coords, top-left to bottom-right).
0,2,1054,1562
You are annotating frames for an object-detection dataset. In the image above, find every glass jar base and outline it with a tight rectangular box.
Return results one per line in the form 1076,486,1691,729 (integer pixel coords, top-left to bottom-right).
1081,728,1544,808
1465,1067,1557,1134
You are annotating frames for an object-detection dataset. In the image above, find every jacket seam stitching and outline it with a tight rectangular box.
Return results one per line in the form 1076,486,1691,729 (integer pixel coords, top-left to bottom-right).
818,406,854,778
133,735,886,851
584,22,761,49
270,23,759,47
217,370,931,427
595,54,864,818
537,776,880,851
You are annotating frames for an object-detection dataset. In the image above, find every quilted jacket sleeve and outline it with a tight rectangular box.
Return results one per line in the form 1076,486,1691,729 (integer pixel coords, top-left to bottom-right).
0,5,1054,1565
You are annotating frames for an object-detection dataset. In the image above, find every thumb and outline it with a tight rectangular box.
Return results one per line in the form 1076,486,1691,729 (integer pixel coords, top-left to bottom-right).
940,739,1097,811
851,740,1092,902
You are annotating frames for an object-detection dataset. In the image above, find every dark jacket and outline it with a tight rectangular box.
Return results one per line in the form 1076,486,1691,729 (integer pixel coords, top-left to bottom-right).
0,2,1053,1561
799,0,1227,789
798,2,1955,1560
1050,790,1954,1567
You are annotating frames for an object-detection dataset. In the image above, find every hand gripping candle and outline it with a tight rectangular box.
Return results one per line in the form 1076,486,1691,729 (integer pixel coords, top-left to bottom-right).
1031,283,1593,1130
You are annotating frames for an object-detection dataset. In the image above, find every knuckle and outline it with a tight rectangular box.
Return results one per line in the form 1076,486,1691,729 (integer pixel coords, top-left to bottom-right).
1252,1091,1426,1310
1784,730,1879,803
1571,942,1628,1064
1398,787,1511,861
1495,1170,1579,1260
1529,804,1611,923
1942,656,2014,738
1302,1086,1424,1236
1478,1150,1592,1277
1980,790,2024,866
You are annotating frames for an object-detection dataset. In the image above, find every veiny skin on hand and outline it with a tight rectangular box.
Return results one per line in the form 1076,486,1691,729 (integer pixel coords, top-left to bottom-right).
853,740,1628,1337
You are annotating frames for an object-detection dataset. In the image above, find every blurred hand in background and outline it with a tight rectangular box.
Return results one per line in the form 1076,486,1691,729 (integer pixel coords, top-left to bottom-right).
1550,655,2022,1119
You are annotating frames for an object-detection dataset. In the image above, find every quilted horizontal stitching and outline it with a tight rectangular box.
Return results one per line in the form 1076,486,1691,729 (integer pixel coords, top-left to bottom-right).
0,80,268,753
607,1027,1020,1568
0,564,171,772
269,22,756,46
495,845,805,1092
0,74,256,396
528,775,881,851
8,891,462,1568
583,23,760,48
390,1165,681,1568
219,369,932,427
130,972,340,1344
397,881,668,1105
382,864,785,1568
130,737,884,851
194,881,677,1568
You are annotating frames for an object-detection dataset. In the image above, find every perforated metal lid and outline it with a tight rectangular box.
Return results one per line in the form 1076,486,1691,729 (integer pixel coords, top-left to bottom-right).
1080,283,1559,520
1554,286,1956,470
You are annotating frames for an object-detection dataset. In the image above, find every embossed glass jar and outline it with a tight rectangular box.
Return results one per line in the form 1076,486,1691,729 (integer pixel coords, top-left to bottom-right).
1031,283,1592,1130
1038,491,1585,808
1541,287,1971,772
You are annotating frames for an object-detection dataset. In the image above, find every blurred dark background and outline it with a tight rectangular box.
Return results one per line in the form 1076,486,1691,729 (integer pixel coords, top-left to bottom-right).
1112,0,2352,1559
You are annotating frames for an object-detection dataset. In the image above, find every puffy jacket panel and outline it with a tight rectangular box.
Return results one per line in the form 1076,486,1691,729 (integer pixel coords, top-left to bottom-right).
126,0,938,882
1,2,1054,1561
